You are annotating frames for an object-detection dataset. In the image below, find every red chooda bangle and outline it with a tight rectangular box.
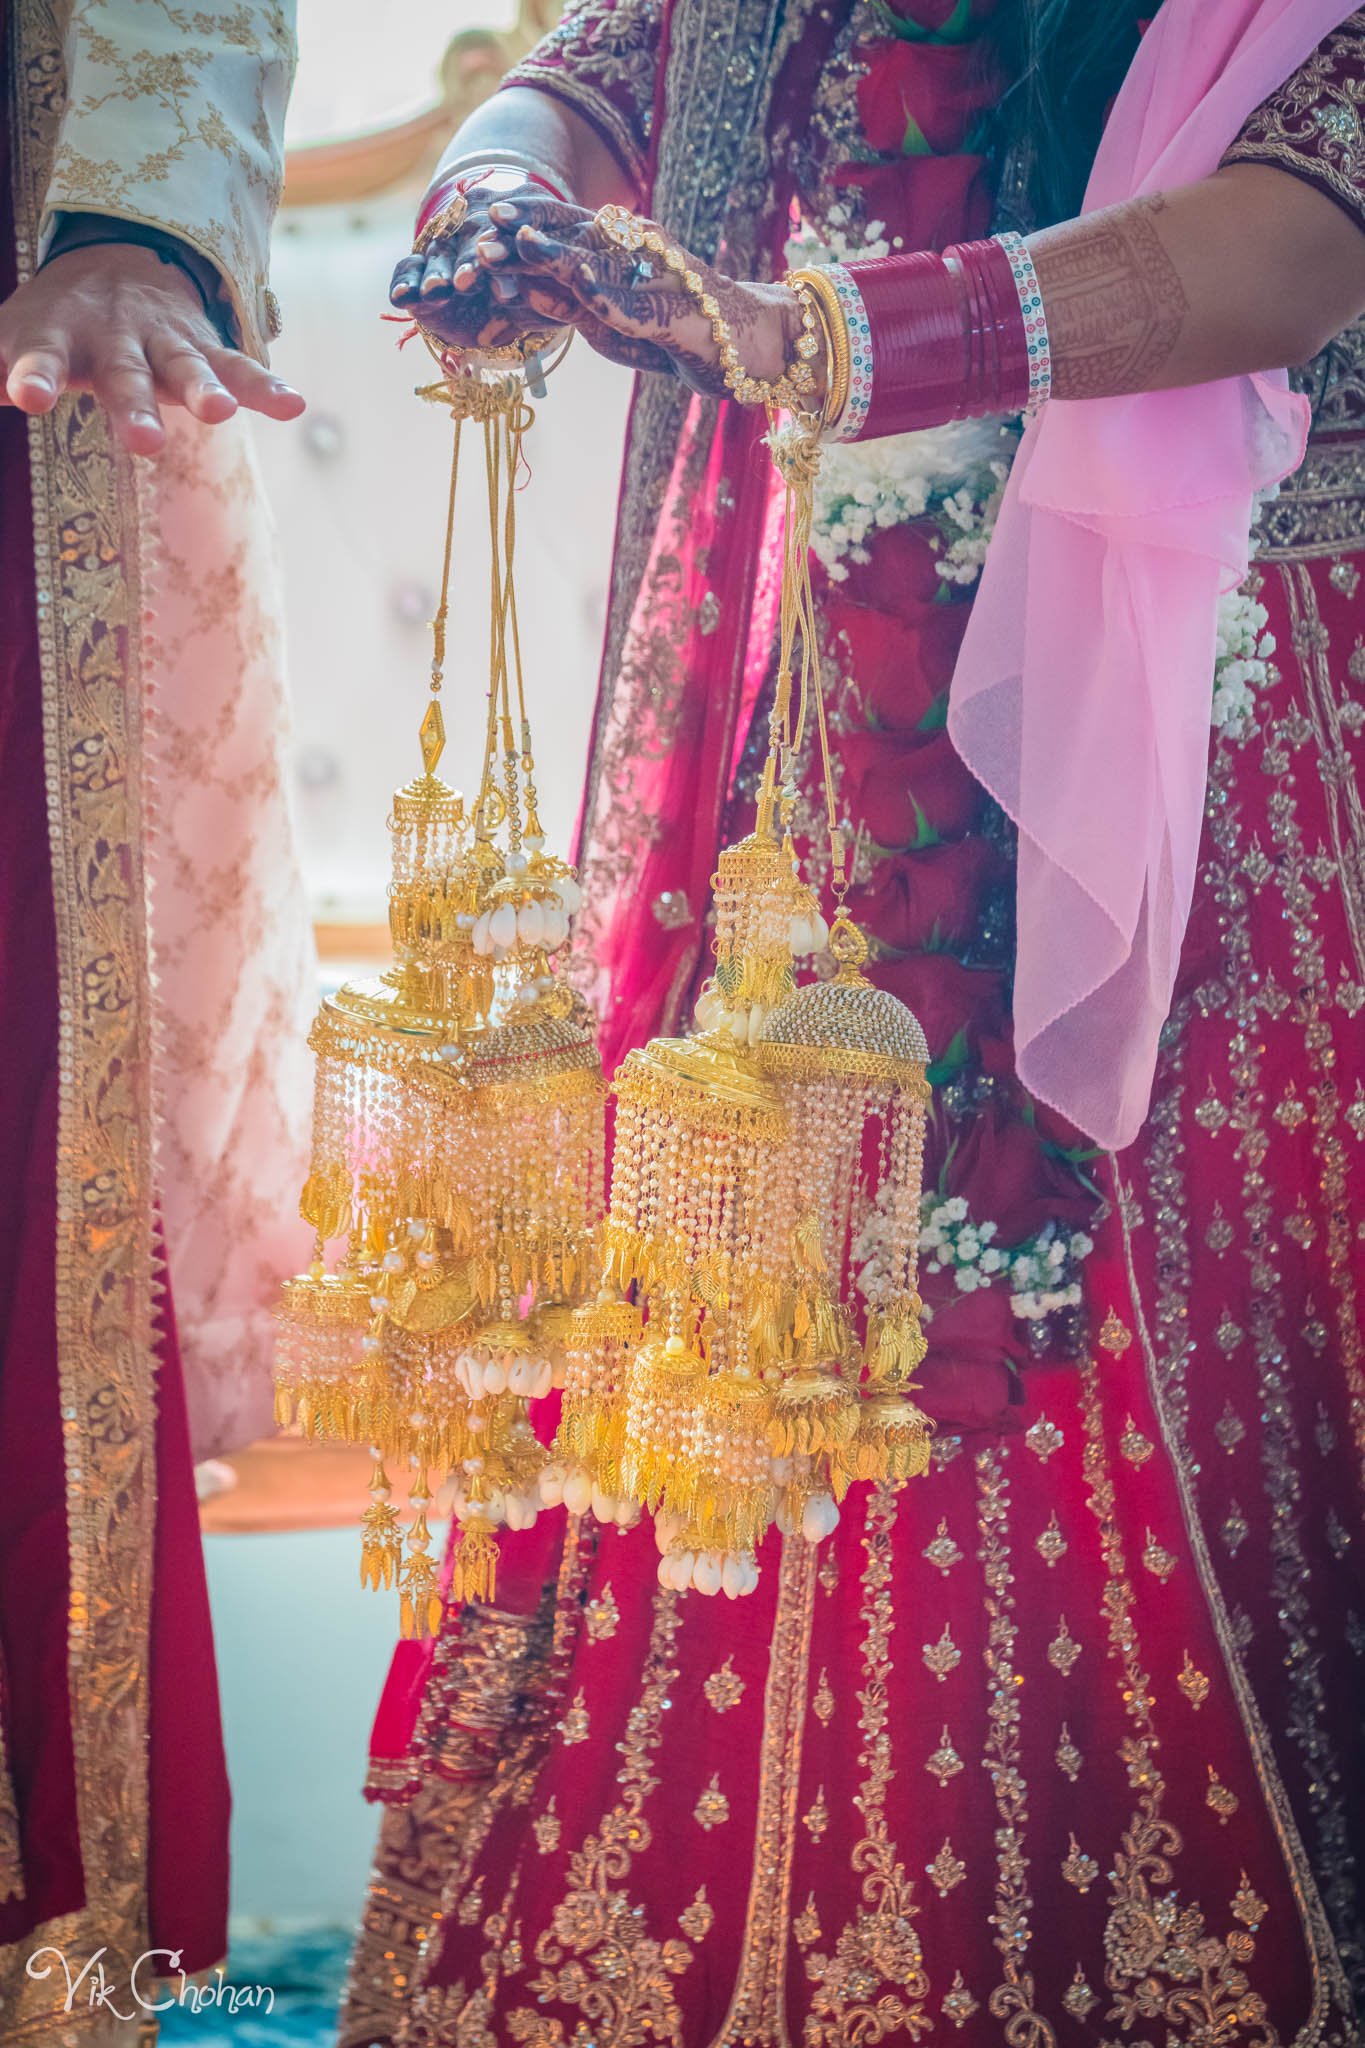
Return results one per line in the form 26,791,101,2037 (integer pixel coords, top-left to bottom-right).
846,237,1032,442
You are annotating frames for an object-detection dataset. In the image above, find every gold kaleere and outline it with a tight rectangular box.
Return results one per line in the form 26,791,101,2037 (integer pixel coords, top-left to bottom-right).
584,410,932,1596
276,352,605,1632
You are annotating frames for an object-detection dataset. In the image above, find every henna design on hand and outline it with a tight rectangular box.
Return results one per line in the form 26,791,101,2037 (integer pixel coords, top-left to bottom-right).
1037,195,1190,399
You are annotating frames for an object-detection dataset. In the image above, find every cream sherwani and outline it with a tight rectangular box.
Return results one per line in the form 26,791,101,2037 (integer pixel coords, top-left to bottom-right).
20,0,315,1459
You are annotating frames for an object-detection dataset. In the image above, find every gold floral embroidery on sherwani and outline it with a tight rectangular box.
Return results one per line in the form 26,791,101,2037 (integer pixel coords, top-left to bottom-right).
38,0,296,357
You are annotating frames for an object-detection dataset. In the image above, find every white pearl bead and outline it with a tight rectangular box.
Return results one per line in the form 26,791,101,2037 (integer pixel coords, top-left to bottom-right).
517,900,546,946
472,912,494,956
482,1360,508,1396
555,876,583,915
489,903,518,950
721,1554,747,1599
563,1469,594,1517
538,1466,566,1508
506,850,529,874
382,1249,404,1273
693,1553,723,1597
416,1248,436,1269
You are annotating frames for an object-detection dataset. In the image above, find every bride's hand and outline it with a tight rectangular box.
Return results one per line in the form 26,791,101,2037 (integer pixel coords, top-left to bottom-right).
478,197,810,397
388,176,581,354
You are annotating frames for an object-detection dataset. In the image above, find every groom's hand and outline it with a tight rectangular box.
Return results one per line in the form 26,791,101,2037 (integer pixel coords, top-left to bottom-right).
0,241,305,456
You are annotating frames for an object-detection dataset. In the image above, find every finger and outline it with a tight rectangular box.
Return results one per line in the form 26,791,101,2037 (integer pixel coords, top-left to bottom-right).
475,232,512,266
487,197,597,238
145,338,238,423
420,246,456,298
92,347,166,453
390,255,425,305
5,344,69,412
452,261,484,295
205,348,306,421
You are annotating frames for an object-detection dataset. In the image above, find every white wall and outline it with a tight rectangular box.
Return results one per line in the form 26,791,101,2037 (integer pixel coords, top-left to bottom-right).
207,1527,436,1928
252,194,629,920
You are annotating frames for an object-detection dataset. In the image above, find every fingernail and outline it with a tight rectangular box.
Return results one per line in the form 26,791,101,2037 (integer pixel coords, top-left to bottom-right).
489,202,517,222
23,374,53,394
272,381,299,396
133,411,160,430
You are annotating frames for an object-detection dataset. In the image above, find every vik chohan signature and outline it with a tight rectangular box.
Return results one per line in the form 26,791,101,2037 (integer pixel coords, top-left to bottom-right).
26,1945,275,2019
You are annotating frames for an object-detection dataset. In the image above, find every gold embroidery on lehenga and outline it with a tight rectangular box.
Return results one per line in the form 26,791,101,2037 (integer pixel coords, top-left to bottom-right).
1046,1617,1081,1677
921,1623,961,1681
710,1539,816,2048
925,1728,964,1787
925,1840,966,1900
922,1517,962,1573
977,1447,1054,2048
694,1775,731,1831
802,1488,932,2046
703,1655,746,1714
504,1587,691,2048
1077,1354,1308,2045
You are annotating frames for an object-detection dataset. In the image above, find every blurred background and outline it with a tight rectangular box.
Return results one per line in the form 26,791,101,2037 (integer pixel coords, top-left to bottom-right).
186,2,620,2028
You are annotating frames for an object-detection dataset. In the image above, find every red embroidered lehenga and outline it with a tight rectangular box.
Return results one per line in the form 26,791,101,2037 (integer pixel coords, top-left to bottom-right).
341,7,1365,2042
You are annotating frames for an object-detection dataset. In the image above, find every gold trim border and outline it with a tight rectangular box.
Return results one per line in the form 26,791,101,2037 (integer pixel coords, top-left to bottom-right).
0,2,160,2031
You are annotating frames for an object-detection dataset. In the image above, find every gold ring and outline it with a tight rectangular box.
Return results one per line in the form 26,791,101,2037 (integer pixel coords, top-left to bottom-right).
414,189,470,255
593,202,649,253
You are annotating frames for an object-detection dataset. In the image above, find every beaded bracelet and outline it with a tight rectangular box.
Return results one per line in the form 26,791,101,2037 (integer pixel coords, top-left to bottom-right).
993,231,1051,414
821,264,874,441
784,266,849,435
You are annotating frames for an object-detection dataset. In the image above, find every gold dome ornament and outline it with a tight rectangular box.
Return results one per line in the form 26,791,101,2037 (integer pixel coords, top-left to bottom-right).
758,912,933,1496
576,412,933,1598
275,352,605,1633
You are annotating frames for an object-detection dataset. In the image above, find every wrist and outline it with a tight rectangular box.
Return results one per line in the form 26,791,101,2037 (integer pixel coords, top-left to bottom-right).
43,217,230,339
415,154,572,244
842,234,1049,442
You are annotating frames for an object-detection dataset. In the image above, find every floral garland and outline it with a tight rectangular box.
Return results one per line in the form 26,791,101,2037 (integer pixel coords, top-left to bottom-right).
1212,585,1277,738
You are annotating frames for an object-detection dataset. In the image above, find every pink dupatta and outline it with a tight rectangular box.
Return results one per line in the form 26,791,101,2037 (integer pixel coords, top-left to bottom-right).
948,0,1359,1152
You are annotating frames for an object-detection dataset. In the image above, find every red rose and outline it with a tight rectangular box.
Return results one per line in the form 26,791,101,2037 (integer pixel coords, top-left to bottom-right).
835,155,993,256
946,1104,1096,1246
872,949,1006,1060
824,595,966,734
856,40,1001,157
836,723,982,846
915,1285,1027,1435
817,520,942,614
850,836,1006,952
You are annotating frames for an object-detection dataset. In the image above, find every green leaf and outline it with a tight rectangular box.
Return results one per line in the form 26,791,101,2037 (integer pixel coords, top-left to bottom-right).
917,691,949,732
901,111,934,157
909,796,941,850
926,1027,970,1087
872,0,975,45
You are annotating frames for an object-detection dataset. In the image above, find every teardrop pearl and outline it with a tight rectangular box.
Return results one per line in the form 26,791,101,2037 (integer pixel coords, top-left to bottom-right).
539,1466,566,1508
693,1552,723,1597
472,912,494,957
517,900,546,946
563,1469,594,1517
489,902,518,951
802,1493,840,1543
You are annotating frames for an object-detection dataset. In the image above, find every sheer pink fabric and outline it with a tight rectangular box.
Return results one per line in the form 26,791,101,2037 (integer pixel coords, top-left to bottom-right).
948,0,1357,1152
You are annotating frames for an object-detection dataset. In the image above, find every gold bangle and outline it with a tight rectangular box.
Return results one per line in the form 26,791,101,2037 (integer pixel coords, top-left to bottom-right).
594,203,821,410
785,266,850,432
